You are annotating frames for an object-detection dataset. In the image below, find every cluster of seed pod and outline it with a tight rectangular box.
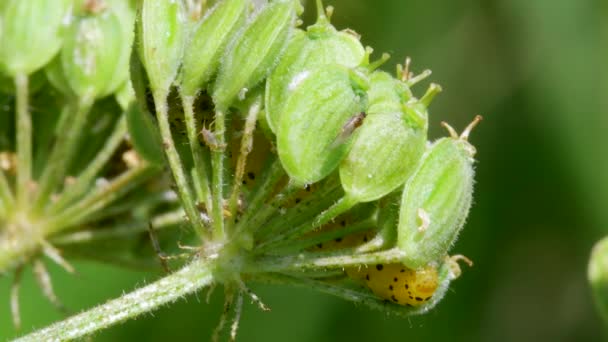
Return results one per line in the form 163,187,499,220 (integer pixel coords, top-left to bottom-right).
132,0,481,320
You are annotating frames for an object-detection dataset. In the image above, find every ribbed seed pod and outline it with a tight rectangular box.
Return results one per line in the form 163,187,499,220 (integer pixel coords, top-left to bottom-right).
102,0,137,96
60,10,124,98
137,0,187,97
397,117,481,269
264,1,365,132
180,0,248,97
212,0,299,110
339,71,432,203
0,0,71,76
276,64,368,185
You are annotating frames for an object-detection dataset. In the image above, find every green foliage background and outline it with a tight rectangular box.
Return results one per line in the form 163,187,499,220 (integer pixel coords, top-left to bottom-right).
2,0,607,340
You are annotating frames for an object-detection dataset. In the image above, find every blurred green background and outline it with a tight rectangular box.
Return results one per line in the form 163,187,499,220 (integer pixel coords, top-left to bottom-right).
2,0,608,340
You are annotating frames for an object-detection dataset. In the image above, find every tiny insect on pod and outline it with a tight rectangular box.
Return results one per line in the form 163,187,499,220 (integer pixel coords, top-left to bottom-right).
338,70,436,203
277,63,368,185
265,0,366,132
212,0,300,111
398,116,482,269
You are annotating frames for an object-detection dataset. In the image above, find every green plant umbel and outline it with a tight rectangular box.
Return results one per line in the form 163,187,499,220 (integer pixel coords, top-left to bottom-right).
5,0,481,340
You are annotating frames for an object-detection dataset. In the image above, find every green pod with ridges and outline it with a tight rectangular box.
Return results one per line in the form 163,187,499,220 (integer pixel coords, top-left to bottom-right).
397,117,481,269
180,0,248,98
0,0,71,76
60,11,124,99
137,0,187,98
339,71,429,203
265,2,365,132
102,0,137,97
277,64,368,185
212,0,299,110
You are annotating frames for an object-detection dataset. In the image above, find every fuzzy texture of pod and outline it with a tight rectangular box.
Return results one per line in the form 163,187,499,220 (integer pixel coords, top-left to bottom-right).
180,0,248,97
0,0,71,76
212,0,299,110
398,136,476,269
137,0,187,97
265,9,365,132
277,64,368,185
339,71,427,203
60,11,124,98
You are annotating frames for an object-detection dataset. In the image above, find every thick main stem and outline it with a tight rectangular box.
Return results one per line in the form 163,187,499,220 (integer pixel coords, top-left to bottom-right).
15,258,215,342
15,73,31,208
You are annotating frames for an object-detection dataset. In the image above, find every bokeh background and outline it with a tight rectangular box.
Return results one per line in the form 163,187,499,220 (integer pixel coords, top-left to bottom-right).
2,0,608,340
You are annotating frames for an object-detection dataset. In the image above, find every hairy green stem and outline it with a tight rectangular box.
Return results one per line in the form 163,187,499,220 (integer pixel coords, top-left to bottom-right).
154,92,207,239
33,95,94,214
48,116,127,214
227,96,262,233
233,157,284,236
211,108,227,241
182,95,212,211
15,73,31,208
15,258,215,342
256,191,354,250
254,248,405,272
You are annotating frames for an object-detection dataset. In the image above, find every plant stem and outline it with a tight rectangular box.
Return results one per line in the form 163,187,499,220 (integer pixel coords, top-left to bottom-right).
33,95,94,214
14,258,216,342
182,95,212,211
51,209,185,245
15,73,31,208
254,248,405,272
154,92,207,239
211,108,227,241
0,169,13,216
233,157,284,236
48,116,127,214
227,96,262,233
258,195,357,250
43,165,155,234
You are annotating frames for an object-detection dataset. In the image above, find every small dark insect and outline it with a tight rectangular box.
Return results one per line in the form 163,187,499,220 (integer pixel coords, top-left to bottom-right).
331,112,366,148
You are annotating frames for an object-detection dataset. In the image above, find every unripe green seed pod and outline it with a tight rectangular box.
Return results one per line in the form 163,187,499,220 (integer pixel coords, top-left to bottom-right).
180,0,248,97
0,0,71,76
137,0,187,97
398,116,482,269
265,1,365,132
102,0,137,96
277,64,368,185
60,11,124,98
212,0,299,110
339,71,428,203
